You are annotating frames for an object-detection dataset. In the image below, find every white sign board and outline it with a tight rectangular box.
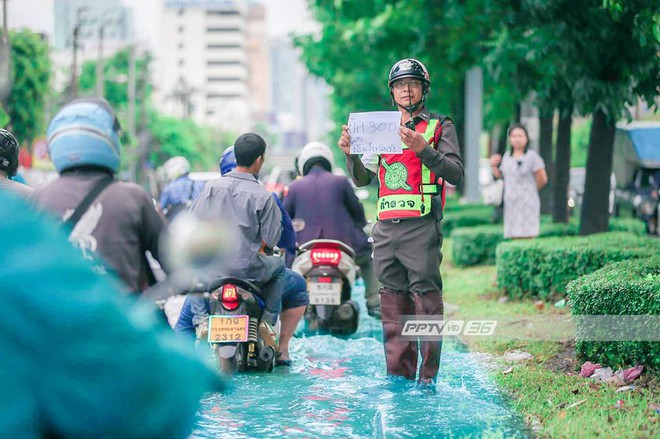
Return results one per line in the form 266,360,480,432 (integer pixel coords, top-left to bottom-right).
348,111,402,155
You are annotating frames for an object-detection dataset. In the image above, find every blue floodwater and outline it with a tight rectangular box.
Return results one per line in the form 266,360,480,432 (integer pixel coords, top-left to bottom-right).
192,283,529,439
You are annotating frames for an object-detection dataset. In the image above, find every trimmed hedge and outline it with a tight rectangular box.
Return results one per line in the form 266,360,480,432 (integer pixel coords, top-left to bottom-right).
496,232,660,300
442,206,494,237
566,257,660,368
451,217,647,268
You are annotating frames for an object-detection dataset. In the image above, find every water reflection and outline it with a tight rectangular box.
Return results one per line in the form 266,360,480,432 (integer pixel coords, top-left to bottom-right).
192,284,529,439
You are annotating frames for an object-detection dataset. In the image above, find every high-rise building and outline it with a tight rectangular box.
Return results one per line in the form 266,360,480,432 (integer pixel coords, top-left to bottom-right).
159,0,253,132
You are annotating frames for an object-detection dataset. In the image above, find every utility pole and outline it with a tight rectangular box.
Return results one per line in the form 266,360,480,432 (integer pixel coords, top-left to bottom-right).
2,0,7,38
95,25,105,97
96,10,120,98
0,0,12,107
70,7,88,99
127,43,137,181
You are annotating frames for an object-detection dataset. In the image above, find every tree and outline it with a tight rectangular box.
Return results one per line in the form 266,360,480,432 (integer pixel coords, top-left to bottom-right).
297,0,508,180
566,0,659,234
4,30,51,146
486,1,658,231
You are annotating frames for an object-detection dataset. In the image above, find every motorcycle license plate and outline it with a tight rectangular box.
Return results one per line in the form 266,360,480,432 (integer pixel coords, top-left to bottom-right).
308,281,342,305
208,315,249,343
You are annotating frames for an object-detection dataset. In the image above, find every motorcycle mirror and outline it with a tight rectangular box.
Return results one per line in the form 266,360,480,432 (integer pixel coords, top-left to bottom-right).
355,189,370,200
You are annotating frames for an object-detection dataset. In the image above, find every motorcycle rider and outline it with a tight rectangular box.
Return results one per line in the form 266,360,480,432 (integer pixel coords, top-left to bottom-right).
188,134,308,365
159,156,205,220
0,191,221,438
338,59,464,386
31,97,167,294
284,141,381,318
0,129,32,198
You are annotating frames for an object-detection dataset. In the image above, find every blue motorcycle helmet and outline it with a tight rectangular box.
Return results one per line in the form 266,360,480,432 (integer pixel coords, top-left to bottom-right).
47,97,122,174
219,146,236,176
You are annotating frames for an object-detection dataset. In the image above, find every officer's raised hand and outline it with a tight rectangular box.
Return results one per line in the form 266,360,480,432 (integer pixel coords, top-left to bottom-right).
399,125,428,153
338,125,352,156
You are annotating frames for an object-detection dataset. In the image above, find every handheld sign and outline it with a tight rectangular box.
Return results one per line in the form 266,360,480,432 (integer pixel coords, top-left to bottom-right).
348,111,402,155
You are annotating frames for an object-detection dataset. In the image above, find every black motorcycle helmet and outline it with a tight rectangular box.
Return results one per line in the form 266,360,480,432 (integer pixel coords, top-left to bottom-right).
0,129,19,177
388,58,431,113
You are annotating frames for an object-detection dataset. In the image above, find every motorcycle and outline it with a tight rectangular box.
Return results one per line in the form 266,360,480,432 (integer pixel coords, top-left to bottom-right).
292,239,359,336
207,278,278,374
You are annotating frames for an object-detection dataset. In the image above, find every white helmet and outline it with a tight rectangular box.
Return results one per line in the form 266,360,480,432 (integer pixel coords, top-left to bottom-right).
162,156,191,182
298,141,334,176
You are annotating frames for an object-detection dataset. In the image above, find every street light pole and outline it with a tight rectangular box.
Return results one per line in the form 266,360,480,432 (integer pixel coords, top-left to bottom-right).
2,0,8,40
96,24,105,97
70,7,88,99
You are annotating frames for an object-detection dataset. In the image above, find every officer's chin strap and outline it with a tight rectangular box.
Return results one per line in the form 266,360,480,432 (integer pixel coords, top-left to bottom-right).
391,90,428,115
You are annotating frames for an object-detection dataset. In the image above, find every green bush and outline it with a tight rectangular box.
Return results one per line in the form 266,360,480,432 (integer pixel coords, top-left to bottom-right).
566,257,660,368
496,232,660,300
453,217,646,268
608,217,647,236
452,225,505,267
442,206,494,237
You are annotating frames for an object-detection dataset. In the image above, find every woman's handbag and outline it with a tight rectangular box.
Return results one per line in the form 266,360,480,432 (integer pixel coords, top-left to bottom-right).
483,178,504,206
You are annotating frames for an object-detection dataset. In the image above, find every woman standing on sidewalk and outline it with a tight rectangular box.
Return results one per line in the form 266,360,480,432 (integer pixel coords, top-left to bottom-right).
490,124,547,239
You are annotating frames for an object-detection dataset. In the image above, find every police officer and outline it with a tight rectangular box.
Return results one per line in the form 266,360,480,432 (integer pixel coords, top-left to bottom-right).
338,59,464,385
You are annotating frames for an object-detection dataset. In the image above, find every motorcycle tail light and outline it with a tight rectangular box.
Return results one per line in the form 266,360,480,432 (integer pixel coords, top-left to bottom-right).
311,248,341,266
220,284,240,311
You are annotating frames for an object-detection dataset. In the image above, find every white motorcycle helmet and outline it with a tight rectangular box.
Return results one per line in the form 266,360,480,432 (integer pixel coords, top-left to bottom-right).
162,156,191,182
298,141,335,176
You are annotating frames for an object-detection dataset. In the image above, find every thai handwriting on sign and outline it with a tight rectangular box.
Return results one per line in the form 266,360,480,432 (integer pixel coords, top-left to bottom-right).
348,111,403,155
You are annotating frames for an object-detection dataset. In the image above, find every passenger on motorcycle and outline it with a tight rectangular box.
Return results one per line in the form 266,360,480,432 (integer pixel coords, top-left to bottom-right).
158,156,205,220
31,98,168,294
284,141,381,318
0,129,32,198
184,135,308,365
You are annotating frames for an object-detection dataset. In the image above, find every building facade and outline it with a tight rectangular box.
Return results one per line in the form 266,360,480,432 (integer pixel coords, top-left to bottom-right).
159,0,253,132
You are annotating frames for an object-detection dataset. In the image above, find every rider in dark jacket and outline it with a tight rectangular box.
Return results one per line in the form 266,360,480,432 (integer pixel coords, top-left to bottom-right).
284,142,381,317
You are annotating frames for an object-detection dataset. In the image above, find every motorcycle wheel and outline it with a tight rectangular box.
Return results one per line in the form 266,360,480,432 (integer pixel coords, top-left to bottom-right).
218,343,246,374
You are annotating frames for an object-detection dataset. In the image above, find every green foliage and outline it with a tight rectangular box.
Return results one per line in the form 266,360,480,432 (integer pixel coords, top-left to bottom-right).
296,0,509,139
0,105,9,128
453,217,646,268
79,49,150,110
148,112,229,170
567,257,660,368
571,118,591,167
496,232,660,300
5,30,51,143
452,225,505,267
442,206,495,237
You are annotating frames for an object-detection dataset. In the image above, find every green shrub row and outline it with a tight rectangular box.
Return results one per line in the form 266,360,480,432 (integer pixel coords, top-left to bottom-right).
451,217,647,268
566,257,660,368
495,232,660,300
442,207,495,237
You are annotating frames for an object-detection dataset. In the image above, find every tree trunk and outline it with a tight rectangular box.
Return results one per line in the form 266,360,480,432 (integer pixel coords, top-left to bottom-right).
538,109,554,215
580,109,615,235
552,110,572,223
497,124,508,155
453,76,466,195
